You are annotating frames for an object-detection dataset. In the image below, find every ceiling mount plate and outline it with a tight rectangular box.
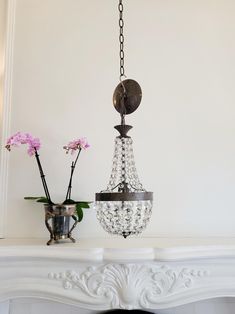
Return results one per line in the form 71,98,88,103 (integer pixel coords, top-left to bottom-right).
113,79,142,115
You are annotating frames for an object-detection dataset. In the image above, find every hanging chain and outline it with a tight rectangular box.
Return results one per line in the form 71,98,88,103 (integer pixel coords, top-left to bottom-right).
119,0,126,81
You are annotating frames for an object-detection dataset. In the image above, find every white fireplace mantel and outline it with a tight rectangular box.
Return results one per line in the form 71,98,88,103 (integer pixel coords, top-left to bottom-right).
0,237,235,311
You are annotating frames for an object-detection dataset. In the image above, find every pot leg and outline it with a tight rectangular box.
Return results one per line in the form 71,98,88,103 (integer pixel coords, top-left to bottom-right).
45,212,54,245
68,215,78,243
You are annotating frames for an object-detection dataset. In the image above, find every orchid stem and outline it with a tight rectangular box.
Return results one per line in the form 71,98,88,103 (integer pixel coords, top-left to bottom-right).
64,148,81,202
34,149,52,204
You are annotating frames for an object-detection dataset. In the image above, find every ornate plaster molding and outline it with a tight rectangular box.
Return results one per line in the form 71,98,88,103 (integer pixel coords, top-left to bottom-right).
49,263,209,309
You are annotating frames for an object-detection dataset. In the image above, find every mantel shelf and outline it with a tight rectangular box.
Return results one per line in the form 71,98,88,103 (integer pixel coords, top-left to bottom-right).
1,237,235,261
1,237,235,310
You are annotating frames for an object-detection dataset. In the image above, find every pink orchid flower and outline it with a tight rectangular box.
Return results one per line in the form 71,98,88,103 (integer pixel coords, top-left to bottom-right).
6,132,41,156
63,137,90,155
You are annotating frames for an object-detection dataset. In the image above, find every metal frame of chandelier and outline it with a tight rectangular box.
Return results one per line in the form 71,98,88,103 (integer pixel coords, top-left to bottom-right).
95,0,153,238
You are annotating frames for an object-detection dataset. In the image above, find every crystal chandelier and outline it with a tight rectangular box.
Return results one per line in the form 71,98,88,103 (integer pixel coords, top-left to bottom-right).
95,0,153,238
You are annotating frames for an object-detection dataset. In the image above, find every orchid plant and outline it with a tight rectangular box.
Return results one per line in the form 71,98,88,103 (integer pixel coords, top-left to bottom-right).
5,132,90,221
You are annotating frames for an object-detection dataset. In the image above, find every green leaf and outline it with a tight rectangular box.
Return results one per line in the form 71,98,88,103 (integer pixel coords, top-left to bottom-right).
63,199,76,205
75,202,90,208
24,196,50,204
76,204,84,222
36,197,50,203
24,196,45,200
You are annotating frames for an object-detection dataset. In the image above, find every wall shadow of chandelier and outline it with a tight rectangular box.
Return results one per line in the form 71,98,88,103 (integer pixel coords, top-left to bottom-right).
95,0,153,238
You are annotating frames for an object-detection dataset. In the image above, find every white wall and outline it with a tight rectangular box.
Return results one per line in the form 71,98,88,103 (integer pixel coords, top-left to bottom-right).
0,0,6,127
0,0,7,238
0,0,5,203
0,0,6,102
2,0,235,238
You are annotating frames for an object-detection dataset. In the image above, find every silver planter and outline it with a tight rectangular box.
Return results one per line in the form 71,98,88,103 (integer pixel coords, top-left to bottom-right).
44,204,78,245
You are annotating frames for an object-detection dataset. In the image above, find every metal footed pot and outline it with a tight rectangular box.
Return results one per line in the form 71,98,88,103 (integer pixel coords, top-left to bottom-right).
44,204,78,245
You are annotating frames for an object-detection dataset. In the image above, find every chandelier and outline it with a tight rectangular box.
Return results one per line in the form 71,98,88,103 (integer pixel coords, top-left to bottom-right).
95,0,153,238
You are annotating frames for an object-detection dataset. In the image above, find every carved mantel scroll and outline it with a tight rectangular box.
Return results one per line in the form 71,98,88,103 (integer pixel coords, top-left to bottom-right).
49,264,209,309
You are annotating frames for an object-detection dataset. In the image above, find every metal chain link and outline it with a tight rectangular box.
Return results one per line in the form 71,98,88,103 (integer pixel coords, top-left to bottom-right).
119,0,126,81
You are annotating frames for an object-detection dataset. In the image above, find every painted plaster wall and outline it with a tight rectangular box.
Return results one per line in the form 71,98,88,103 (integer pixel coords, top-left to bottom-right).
2,0,235,238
